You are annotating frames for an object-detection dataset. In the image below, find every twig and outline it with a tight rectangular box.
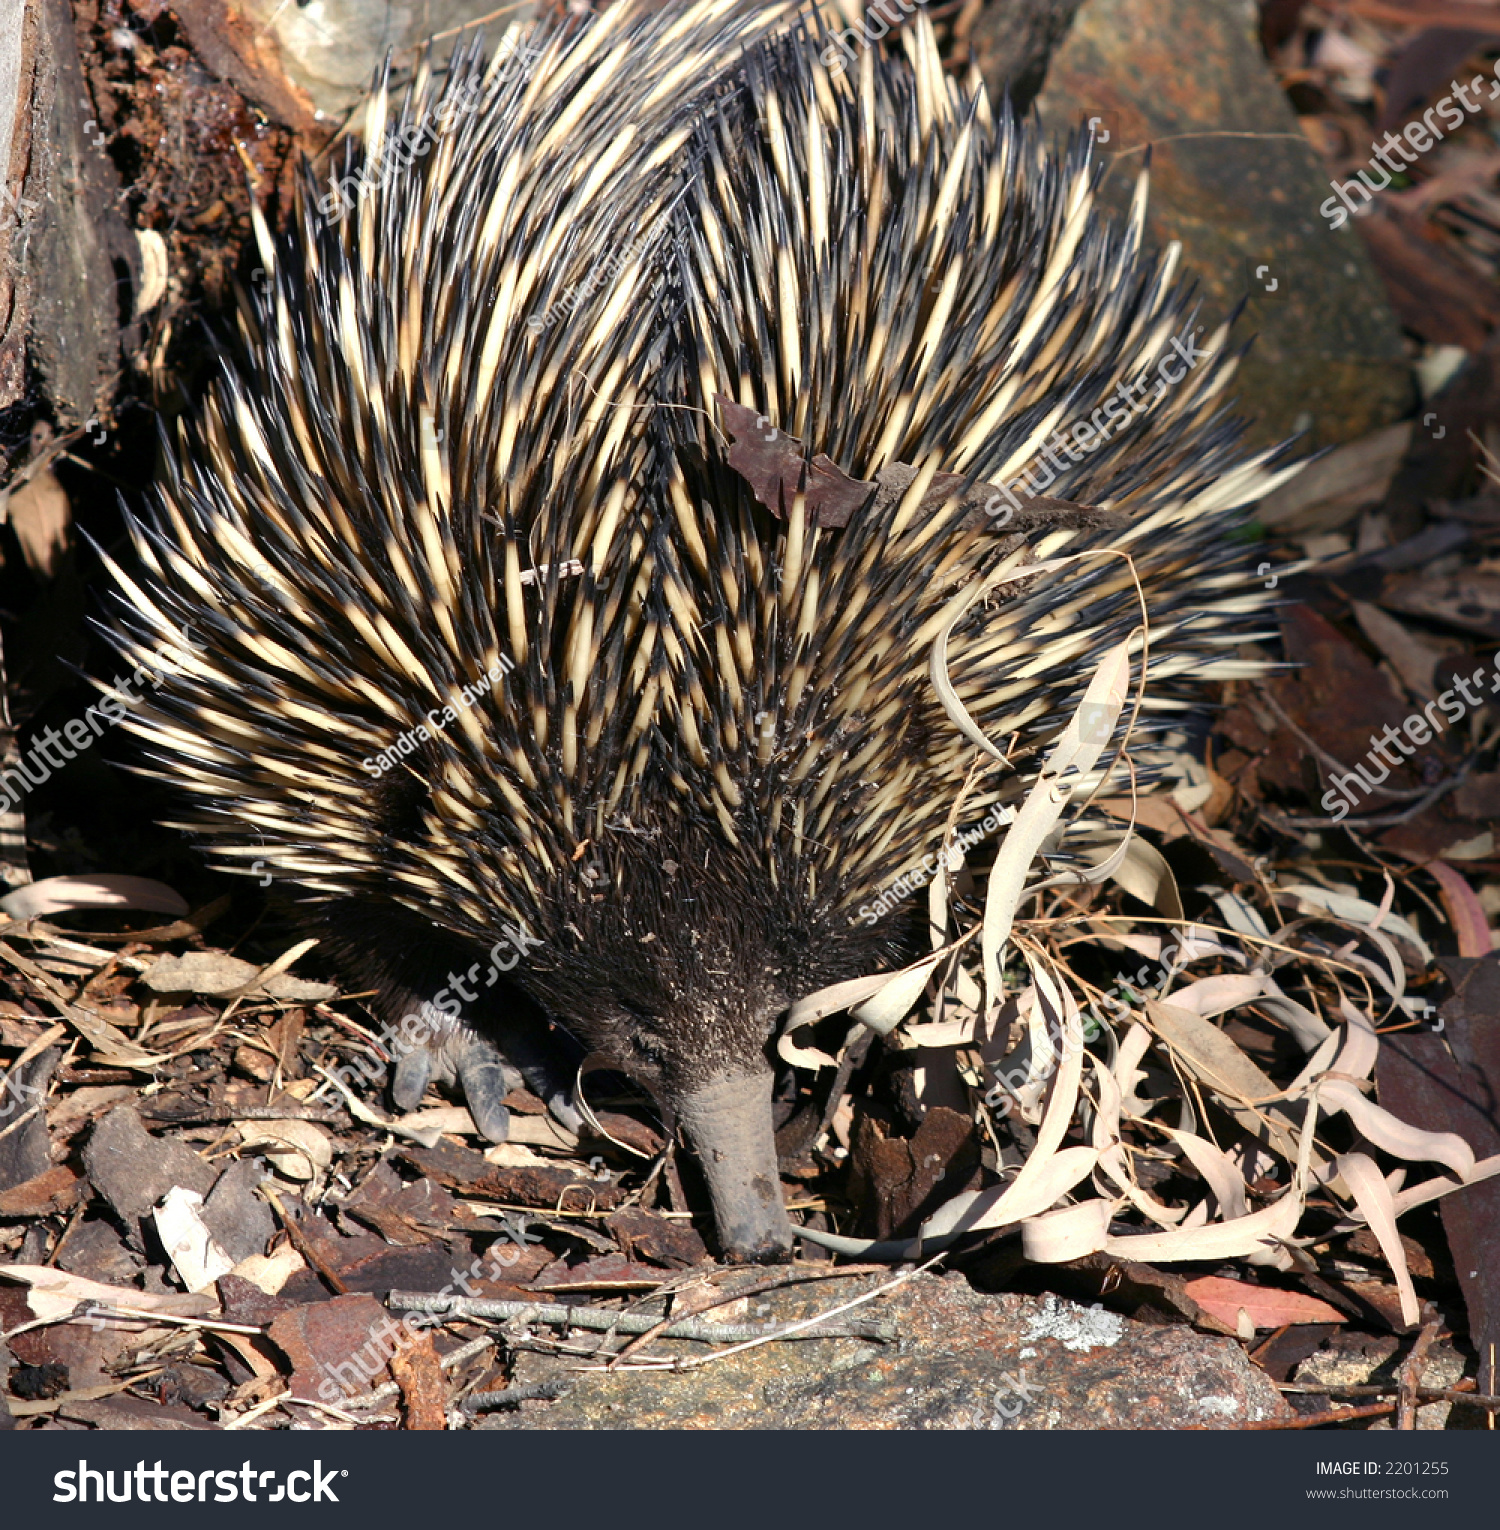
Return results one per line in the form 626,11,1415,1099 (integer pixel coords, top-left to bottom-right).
1261,767,1471,831
387,1291,897,1343
462,1379,570,1414
137,1103,348,1126
604,1261,890,1369
1397,1311,1444,1431
1253,685,1434,802
1423,1386,1500,1410
1187,1400,1398,1429
668,1252,945,1372
1275,1382,1500,1407
223,1390,289,1430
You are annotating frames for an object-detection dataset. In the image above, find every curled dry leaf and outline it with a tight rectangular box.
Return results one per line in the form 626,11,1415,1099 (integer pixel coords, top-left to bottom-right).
1419,859,1495,958
0,875,189,921
144,950,336,1001
0,1265,214,1330
772,603,1496,1312
237,1119,334,1182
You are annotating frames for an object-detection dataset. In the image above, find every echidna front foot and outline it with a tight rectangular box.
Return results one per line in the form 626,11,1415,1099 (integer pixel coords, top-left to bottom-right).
391,1026,518,1141
390,1009,584,1144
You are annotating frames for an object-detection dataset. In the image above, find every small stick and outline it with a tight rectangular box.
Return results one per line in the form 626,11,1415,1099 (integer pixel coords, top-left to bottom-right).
462,1379,570,1414
388,1291,896,1343
1397,1311,1443,1431
1184,1400,1398,1430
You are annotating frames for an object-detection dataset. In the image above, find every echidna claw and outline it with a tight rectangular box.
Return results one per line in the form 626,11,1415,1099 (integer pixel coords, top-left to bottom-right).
389,1046,433,1115
389,1027,520,1142
455,1040,514,1143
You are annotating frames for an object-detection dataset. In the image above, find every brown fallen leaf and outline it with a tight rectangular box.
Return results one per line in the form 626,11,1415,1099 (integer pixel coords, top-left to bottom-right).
715,395,1124,538
1381,570,1500,638
1378,953,1500,1391
1357,207,1500,351
1255,421,1409,534
717,397,872,527
1181,1276,1348,1332
1417,859,1495,957
1350,600,1456,701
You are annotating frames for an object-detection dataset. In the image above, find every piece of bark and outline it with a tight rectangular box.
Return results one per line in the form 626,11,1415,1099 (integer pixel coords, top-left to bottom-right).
0,0,39,413
82,1105,217,1240
0,1046,59,1193
394,1138,630,1212
22,0,141,426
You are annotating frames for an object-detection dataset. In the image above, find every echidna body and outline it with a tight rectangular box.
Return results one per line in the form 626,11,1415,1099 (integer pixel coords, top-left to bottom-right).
106,7,1293,1259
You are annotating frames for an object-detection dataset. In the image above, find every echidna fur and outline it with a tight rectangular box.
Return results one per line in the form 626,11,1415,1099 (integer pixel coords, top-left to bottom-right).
101,4,1298,1259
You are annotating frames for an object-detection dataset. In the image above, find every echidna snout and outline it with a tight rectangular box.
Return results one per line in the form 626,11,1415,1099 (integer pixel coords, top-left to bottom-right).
675,1072,792,1262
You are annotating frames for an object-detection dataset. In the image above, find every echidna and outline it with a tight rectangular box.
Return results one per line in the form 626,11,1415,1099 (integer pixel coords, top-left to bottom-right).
102,4,1293,1260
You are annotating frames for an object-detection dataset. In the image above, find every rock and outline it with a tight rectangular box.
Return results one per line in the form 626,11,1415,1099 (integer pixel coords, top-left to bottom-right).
1032,0,1413,449
1292,1332,1469,1430
482,1271,1291,1430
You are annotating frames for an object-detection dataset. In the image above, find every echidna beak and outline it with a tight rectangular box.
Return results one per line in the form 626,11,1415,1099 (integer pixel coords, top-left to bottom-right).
674,1069,793,1264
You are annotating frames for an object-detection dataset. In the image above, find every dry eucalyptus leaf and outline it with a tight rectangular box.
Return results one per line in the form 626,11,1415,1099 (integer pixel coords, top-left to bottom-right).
1180,1276,1347,1331
230,1242,306,1296
154,1185,235,1292
5,466,72,577
237,1119,334,1181
145,951,336,1001
0,875,189,921
0,1265,213,1327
